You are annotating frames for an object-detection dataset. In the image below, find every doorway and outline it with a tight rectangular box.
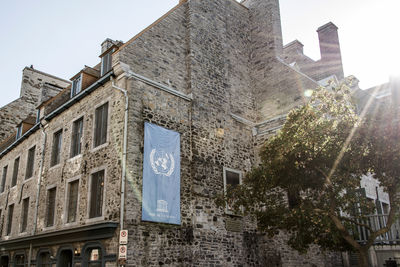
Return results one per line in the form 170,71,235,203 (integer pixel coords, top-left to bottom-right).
57,250,73,267
0,256,9,267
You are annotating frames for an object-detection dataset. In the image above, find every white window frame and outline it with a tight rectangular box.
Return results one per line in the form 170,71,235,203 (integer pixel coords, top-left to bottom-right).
71,73,82,98
19,196,30,234
86,167,107,223
6,202,15,237
64,176,81,225
70,116,84,159
11,155,21,188
0,164,8,194
100,51,112,76
44,185,57,230
50,128,63,168
91,99,111,151
25,144,36,181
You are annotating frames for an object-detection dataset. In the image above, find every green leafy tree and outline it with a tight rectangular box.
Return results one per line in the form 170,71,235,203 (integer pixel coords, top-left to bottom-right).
221,83,400,267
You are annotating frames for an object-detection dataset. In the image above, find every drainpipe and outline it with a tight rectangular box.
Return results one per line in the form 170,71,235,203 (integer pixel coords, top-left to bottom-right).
28,243,32,267
111,76,128,230
33,123,47,234
30,122,47,267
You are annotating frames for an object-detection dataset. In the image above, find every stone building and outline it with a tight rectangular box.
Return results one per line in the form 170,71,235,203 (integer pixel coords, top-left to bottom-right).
0,0,357,266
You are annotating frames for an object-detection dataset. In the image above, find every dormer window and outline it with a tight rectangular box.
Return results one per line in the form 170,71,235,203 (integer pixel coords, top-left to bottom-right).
100,51,112,76
36,109,41,123
16,124,23,140
71,74,82,97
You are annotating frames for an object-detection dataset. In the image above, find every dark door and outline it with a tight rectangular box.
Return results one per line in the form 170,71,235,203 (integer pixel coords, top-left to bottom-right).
0,256,9,267
58,250,73,267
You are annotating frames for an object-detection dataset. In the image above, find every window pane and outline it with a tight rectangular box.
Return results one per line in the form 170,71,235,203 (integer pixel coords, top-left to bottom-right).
226,170,240,187
94,103,108,147
21,198,29,232
71,118,83,157
1,165,7,193
38,252,51,267
51,130,62,166
71,76,82,97
101,52,112,76
67,180,79,223
87,248,102,267
11,157,19,187
89,171,104,218
26,146,36,179
14,255,25,267
46,187,56,227
6,204,14,235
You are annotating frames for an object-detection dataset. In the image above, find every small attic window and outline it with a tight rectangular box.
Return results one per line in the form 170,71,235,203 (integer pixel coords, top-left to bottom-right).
16,124,23,140
71,74,82,97
101,51,112,76
36,109,40,123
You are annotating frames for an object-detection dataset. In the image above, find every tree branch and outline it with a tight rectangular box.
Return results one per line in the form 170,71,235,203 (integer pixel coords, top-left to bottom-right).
328,196,361,250
339,216,373,231
365,189,398,248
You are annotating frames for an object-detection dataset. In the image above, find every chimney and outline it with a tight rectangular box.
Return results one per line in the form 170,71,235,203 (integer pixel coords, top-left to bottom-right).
284,40,304,55
101,38,123,54
243,0,283,58
390,76,400,109
317,22,344,79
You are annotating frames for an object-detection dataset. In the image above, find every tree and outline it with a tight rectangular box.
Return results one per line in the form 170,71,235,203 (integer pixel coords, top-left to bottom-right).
221,83,400,267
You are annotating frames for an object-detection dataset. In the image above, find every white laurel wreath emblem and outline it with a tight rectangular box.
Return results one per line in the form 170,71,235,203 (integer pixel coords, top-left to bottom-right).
150,149,175,177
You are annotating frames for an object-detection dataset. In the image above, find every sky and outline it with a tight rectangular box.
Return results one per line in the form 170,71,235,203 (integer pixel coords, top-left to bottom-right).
0,0,399,108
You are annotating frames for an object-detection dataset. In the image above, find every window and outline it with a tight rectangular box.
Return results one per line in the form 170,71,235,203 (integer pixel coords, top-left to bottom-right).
14,254,25,267
6,204,14,235
94,103,108,147
36,109,41,123
71,74,82,97
67,180,79,223
37,252,51,267
89,170,104,218
86,247,102,267
46,187,56,227
223,167,242,214
100,52,112,76
25,146,36,179
1,166,7,193
51,130,62,166
16,124,22,140
71,118,83,158
11,157,20,187
20,197,29,232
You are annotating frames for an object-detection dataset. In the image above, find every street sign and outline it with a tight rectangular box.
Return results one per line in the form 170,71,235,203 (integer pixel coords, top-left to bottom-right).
119,245,127,259
120,230,128,244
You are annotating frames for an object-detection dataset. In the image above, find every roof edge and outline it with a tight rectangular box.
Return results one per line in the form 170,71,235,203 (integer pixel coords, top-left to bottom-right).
23,67,71,85
116,2,186,53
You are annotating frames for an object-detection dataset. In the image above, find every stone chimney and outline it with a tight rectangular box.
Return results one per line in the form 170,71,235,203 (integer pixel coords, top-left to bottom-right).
317,22,344,79
101,38,123,54
284,40,304,55
390,75,400,108
243,0,283,59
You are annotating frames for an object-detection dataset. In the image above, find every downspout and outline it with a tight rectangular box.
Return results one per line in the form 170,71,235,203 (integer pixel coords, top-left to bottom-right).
31,122,47,267
33,123,47,234
111,76,128,230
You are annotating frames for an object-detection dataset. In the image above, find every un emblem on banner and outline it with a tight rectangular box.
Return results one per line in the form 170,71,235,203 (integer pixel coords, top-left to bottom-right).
150,149,175,176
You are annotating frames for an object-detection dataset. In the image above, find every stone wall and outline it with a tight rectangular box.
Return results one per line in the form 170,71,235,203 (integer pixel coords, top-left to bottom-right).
0,0,350,266
0,81,124,261
116,0,343,266
0,67,69,143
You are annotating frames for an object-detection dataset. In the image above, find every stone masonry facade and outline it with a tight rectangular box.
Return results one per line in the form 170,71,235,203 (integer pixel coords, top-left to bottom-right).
0,0,350,266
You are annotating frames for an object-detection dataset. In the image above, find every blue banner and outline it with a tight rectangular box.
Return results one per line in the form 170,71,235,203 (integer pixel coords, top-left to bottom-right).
142,122,181,224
